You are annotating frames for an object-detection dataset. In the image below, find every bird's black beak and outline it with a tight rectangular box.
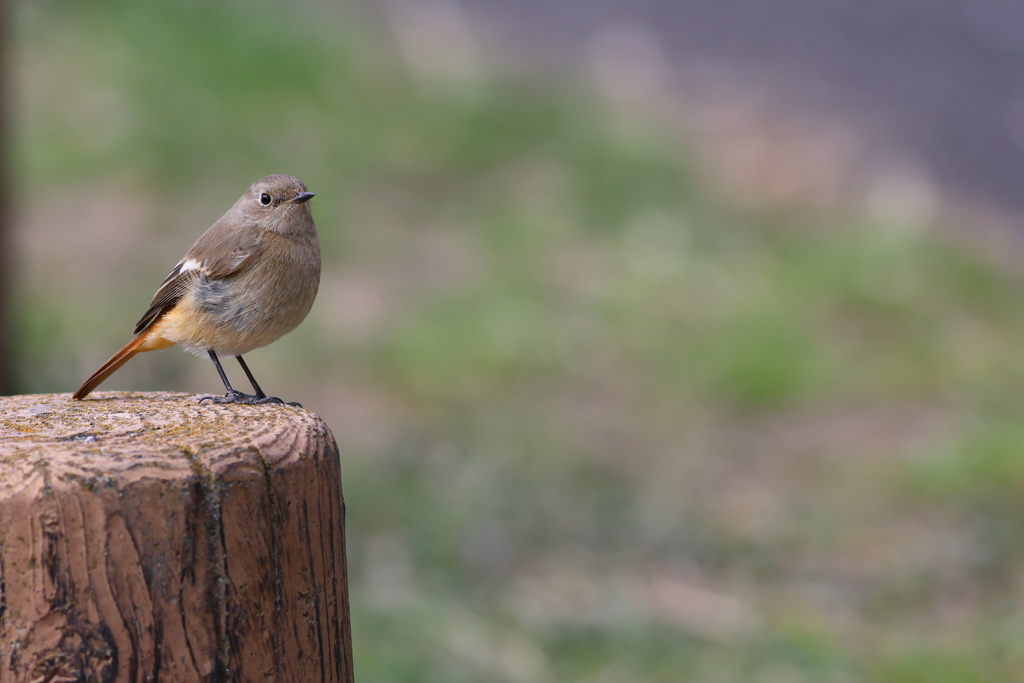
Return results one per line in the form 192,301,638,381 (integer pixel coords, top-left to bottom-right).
291,192,315,204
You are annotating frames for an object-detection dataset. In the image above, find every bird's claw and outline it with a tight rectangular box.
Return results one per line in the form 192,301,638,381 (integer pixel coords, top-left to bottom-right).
198,391,298,406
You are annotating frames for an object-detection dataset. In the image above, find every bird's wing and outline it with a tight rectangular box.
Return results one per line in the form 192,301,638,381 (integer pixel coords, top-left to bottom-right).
133,224,263,335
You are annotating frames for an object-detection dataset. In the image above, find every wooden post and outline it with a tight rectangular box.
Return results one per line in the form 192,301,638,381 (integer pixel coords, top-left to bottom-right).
0,392,353,683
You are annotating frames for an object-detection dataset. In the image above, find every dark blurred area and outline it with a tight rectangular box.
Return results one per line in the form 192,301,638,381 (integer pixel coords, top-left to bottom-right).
0,0,10,396
464,0,1024,219
10,1,1024,681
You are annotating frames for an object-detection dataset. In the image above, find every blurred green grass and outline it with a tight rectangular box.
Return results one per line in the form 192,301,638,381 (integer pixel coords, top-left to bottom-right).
13,1,1024,681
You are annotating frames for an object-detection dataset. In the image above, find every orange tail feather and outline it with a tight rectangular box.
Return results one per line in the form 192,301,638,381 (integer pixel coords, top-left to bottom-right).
72,330,156,400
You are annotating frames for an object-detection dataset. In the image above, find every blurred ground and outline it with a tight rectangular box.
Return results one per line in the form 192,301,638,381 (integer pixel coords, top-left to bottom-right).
11,1,1024,682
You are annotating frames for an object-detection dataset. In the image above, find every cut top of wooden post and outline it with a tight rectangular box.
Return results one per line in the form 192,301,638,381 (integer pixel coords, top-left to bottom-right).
0,391,329,491
0,392,353,683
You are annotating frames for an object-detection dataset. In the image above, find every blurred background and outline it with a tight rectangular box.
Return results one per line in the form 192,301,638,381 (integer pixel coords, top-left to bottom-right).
9,0,1024,680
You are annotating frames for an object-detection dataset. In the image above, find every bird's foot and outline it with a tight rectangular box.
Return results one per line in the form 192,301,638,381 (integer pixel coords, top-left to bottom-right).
198,390,301,407
198,390,256,405
253,395,303,408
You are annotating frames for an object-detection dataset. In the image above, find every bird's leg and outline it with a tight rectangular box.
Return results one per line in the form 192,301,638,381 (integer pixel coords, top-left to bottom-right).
236,355,302,407
235,355,268,399
198,349,259,404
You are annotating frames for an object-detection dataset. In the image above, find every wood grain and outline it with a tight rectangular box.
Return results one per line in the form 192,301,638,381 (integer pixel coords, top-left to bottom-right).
0,391,353,683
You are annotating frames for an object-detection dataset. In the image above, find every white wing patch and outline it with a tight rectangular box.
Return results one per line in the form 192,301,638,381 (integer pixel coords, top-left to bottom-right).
179,259,202,273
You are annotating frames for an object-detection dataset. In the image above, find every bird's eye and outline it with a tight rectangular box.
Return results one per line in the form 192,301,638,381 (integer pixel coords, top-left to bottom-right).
260,193,272,206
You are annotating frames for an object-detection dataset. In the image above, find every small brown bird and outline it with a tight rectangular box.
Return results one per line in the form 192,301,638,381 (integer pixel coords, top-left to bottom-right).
72,174,321,406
